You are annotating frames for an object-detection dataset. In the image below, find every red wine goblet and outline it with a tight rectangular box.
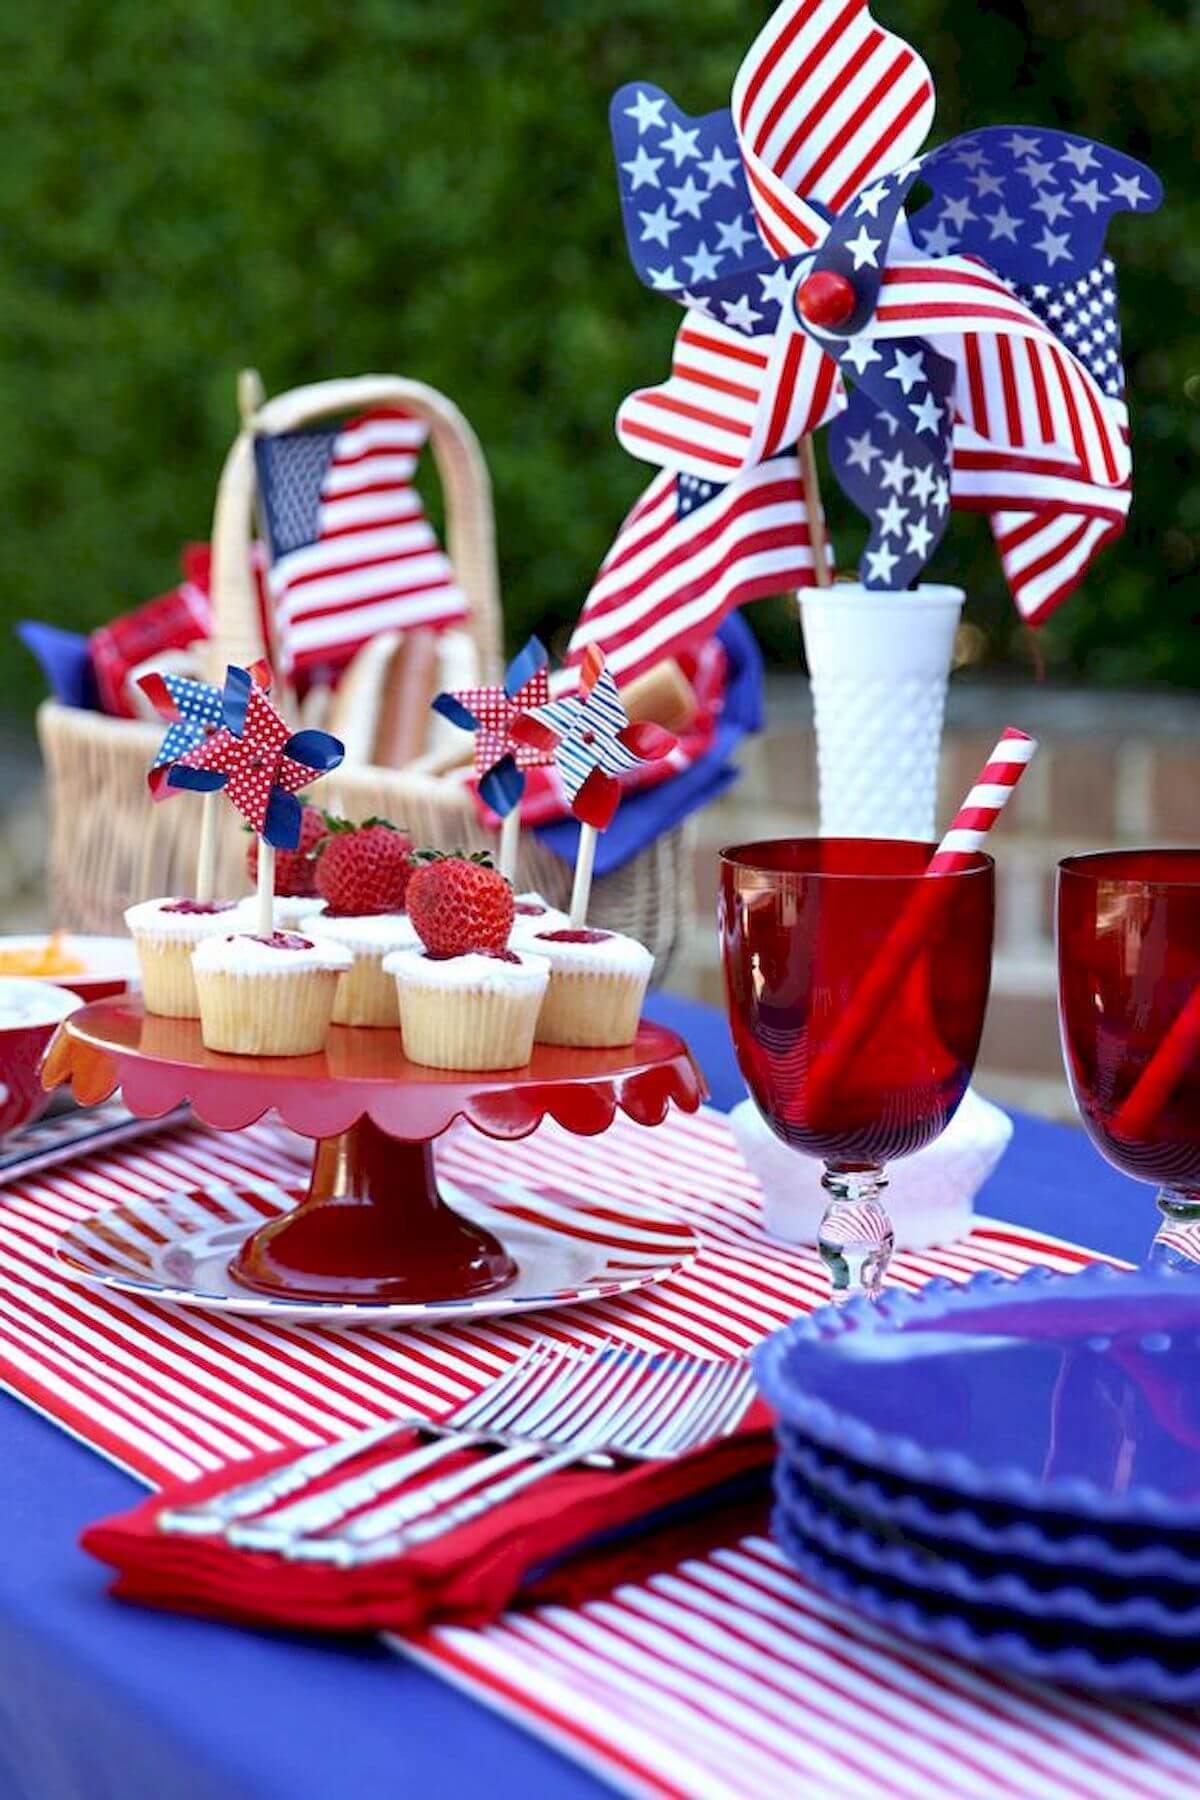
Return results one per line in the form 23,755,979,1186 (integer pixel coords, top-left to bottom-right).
1059,850,1200,1268
719,838,995,1300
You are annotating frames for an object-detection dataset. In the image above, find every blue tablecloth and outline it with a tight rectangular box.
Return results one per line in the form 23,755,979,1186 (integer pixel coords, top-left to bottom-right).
0,994,1149,1800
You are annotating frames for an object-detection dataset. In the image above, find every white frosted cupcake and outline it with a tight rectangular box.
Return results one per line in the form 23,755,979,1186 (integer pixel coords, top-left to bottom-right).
530,928,654,1048
383,946,549,1071
124,898,242,1018
191,931,352,1056
509,891,570,944
234,894,328,932
309,911,420,1027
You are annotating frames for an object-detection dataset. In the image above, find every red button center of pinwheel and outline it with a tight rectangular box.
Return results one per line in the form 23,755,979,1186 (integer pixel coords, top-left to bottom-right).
796,270,857,329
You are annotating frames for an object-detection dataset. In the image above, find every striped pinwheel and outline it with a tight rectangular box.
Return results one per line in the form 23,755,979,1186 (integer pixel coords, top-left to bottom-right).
166,665,344,848
601,0,1161,628
513,646,676,832
430,637,555,817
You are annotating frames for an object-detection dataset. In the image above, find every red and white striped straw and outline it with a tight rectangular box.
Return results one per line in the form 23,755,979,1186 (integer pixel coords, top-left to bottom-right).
802,726,1038,1120
927,727,1038,873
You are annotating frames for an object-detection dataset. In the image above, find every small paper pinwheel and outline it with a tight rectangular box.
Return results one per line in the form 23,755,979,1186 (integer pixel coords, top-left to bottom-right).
431,637,556,883
140,661,272,798
167,665,344,849
513,646,676,925
139,661,273,901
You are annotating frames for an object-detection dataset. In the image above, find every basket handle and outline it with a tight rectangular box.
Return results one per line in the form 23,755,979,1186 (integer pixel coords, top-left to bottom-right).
205,372,503,689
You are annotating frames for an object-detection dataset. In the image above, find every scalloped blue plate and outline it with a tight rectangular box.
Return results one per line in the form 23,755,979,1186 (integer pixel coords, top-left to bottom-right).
755,1265,1200,1527
773,1507,1200,1701
785,1433,1200,1585
775,1460,1200,1637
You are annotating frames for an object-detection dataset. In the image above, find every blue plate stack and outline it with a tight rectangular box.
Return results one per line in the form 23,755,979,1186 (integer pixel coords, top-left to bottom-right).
754,1264,1200,1699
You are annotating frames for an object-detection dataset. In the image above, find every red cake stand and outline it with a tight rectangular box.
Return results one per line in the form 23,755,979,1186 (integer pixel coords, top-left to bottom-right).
42,999,705,1307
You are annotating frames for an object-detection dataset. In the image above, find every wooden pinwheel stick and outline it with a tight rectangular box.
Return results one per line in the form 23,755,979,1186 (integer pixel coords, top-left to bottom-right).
194,793,221,905
570,824,598,928
798,435,834,591
255,841,276,938
499,807,521,887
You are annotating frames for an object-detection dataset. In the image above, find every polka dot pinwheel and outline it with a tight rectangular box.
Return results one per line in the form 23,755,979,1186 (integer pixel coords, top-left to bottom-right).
139,661,271,799
512,645,677,833
166,665,345,849
430,637,555,819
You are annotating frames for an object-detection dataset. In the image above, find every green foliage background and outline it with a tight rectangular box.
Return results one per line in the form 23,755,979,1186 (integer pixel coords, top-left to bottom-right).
0,0,1196,716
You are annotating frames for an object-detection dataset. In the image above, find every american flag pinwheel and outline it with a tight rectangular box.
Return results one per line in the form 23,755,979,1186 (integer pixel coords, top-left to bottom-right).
570,0,1161,681
166,665,344,848
139,661,271,799
512,646,677,832
430,637,555,816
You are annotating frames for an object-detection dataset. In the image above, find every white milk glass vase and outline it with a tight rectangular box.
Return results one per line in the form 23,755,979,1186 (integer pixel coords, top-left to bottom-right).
799,583,964,841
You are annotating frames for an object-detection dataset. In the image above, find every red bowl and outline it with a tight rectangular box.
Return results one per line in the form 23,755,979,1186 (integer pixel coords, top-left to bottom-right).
0,980,81,1139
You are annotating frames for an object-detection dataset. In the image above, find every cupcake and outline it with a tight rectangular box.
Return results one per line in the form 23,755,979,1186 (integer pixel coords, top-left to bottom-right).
508,891,570,943
384,945,549,1070
307,816,417,1026
391,848,545,1069
124,898,242,1018
191,931,352,1057
309,911,419,1026
531,928,654,1048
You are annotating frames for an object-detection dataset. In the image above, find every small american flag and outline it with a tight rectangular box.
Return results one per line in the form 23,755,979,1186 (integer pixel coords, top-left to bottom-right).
254,409,466,681
567,451,824,688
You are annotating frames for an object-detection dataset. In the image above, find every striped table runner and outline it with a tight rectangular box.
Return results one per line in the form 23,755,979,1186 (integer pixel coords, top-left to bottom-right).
2,1107,1197,1798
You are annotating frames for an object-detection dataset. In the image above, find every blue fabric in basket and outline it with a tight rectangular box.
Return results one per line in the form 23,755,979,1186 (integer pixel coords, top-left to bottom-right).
534,612,764,877
16,622,99,710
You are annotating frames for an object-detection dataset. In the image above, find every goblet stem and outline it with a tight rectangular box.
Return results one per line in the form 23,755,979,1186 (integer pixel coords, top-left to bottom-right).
817,1164,894,1304
1148,1191,1200,1272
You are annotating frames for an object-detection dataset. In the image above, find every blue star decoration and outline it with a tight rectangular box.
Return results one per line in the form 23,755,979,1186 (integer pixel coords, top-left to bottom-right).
610,82,801,339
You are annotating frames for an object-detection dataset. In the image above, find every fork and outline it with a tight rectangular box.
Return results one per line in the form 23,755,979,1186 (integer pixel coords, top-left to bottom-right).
287,1351,756,1569
157,1343,598,1539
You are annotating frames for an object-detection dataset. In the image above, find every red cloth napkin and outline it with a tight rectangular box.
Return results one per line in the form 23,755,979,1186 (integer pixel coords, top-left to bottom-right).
82,1402,775,1636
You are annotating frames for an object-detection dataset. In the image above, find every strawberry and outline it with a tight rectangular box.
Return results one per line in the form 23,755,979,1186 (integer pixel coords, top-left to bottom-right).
246,804,327,897
406,851,515,957
315,816,415,915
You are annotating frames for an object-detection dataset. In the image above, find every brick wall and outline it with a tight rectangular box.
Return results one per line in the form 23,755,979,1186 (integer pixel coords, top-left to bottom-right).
668,677,1200,1120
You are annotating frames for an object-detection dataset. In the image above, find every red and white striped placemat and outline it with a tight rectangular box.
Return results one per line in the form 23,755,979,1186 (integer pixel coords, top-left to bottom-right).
2,1107,1196,1799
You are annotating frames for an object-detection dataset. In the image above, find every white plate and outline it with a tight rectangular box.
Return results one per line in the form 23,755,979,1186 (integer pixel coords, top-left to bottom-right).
54,1175,700,1325
0,934,139,1000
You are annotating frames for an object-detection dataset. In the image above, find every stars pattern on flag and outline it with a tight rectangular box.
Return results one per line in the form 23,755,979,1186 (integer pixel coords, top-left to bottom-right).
167,667,344,848
1015,257,1125,400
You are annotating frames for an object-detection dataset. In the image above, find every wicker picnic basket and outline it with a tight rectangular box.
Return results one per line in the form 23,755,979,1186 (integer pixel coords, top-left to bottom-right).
37,374,690,970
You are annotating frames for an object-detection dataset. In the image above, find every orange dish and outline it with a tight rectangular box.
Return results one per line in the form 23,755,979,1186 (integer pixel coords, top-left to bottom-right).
0,931,88,979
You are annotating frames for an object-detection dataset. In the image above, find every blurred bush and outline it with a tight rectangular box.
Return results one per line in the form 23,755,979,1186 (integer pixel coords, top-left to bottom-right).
0,0,1196,716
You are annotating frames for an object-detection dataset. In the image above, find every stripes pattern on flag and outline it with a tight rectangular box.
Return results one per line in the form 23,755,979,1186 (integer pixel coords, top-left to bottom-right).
8,1104,1200,1798
567,453,825,688
730,0,936,259
254,409,467,680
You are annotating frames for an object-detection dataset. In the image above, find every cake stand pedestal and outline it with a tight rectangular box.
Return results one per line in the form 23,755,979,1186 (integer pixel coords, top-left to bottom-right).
42,1000,705,1307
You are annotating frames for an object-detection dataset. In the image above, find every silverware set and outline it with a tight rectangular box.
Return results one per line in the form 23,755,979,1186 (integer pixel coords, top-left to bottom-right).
159,1345,755,1569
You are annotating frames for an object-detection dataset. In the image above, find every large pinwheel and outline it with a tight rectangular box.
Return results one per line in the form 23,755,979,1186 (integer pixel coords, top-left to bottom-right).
599,0,1161,625
167,665,344,849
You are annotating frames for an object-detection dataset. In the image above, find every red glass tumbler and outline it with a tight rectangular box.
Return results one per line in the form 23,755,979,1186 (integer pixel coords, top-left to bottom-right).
1059,850,1200,1267
719,838,995,1299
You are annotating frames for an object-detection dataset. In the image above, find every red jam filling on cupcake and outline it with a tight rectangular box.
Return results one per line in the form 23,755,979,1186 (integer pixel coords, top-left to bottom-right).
536,928,612,945
246,932,315,952
161,900,238,916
